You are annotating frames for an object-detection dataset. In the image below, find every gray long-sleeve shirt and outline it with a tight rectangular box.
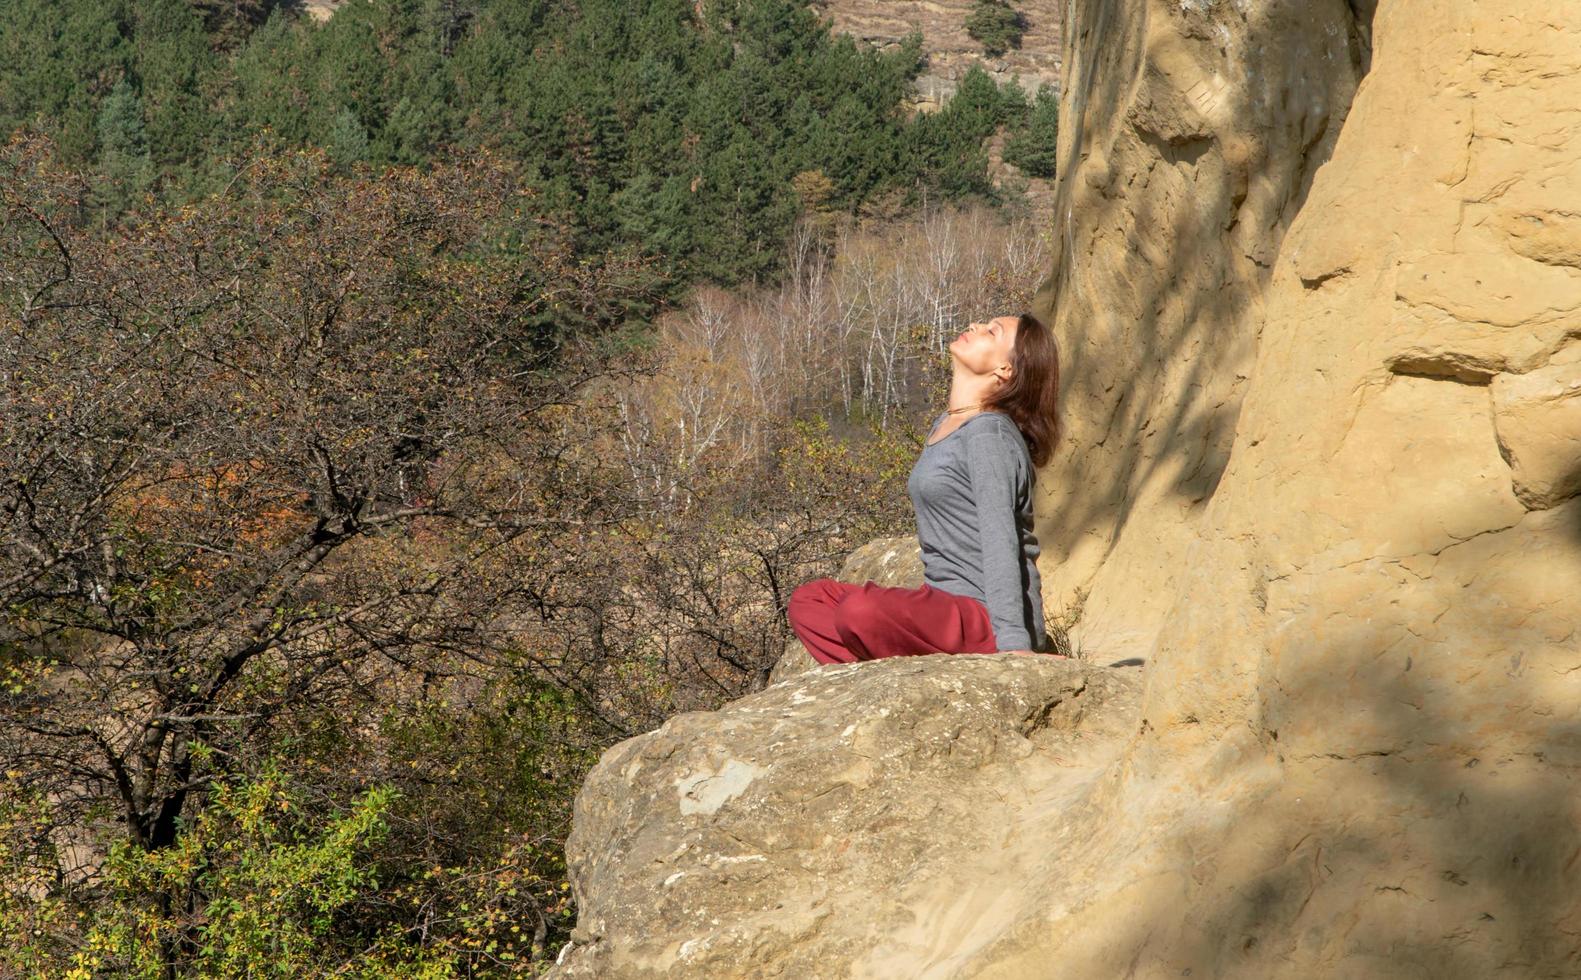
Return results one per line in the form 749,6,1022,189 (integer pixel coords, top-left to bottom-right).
905,410,1046,652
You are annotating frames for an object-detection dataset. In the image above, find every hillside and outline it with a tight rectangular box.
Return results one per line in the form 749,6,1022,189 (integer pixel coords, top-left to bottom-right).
297,0,1064,210
810,0,1063,213
808,0,1061,109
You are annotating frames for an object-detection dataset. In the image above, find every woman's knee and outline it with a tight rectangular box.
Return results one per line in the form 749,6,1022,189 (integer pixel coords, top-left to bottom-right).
788,578,835,623
795,576,850,597
831,588,880,637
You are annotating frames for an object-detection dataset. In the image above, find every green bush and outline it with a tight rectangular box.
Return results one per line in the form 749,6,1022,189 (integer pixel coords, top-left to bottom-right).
1002,82,1059,178
1,672,603,977
31,759,453,979
965,1,1026,58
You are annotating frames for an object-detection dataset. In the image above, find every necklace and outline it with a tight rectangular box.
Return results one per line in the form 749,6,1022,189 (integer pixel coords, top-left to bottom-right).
944,402,983,416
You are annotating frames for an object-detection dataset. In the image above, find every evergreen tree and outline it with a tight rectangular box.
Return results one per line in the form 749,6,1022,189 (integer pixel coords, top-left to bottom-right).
329,105,369,166
611,168,695,284
314,2,400,156
965,0,1025,58
1002,82,1058,178
95,77,154,210
901,64,1018,205
621,50,691,176
224,8,316,148
950,63,1020,131
130,0,220,173
694,128,798,285
0,0,1031,294
379,96,432,165
0,0,134,166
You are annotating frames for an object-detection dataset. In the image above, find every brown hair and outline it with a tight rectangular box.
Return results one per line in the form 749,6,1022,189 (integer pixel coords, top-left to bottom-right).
982,311,1060,469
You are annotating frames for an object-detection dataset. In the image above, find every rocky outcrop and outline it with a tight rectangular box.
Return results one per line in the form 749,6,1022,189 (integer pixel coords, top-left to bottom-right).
1048,0,1581,972
554,654,1142,978
1031,0,1371,666
1023,1,1581,971
555,1,1581,976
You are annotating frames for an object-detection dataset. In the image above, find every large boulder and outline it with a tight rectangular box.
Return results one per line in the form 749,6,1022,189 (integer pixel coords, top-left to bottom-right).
553,655,1142,978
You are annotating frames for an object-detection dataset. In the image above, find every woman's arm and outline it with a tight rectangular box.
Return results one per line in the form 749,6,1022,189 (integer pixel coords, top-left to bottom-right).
965,425,1034,652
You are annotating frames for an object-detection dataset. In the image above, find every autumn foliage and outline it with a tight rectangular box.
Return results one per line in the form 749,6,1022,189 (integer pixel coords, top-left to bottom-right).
0,127,1047,974
0,131,666,972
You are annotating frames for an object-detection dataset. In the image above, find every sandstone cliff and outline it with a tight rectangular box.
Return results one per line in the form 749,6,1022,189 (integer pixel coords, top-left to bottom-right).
553,1,1581,976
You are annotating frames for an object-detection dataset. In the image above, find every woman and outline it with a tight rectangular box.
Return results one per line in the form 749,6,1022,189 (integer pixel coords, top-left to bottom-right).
787,311,1062,664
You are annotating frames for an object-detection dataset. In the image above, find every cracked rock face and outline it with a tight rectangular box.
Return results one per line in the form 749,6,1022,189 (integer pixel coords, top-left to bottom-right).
552,656,1141,978
1146,0,1581,749
1032,0,1371,666
1106,0,1581,975
1492,353,1581,509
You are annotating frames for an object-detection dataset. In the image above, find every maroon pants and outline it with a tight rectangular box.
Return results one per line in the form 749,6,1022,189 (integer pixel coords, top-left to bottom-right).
787,578,999,664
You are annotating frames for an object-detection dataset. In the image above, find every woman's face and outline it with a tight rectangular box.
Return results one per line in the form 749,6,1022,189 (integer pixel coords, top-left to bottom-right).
950,315,1018,383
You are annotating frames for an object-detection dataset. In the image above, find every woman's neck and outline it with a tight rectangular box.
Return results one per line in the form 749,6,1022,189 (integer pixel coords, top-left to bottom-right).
947,371,999,416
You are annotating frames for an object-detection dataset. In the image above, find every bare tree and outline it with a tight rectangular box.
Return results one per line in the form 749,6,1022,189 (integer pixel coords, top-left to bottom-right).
0,135,662,854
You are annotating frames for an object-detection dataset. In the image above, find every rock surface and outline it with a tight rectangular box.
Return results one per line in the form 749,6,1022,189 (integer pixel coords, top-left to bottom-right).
554,654,1142,978
1031,0,1581,975
554,1,1581,976
1031,0,1371,666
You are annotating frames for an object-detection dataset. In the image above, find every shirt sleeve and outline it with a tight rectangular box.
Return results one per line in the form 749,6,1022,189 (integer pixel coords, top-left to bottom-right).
965,424,1032,651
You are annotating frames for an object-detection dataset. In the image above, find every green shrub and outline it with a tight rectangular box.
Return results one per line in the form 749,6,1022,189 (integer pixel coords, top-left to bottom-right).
1002,82,1059,178
965,1,1026,58
22,760,453,979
